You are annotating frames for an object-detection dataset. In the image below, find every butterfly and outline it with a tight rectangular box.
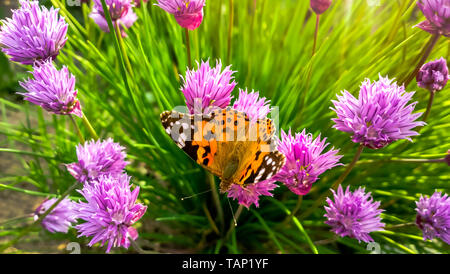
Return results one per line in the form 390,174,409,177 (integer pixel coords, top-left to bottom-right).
160,107,285,193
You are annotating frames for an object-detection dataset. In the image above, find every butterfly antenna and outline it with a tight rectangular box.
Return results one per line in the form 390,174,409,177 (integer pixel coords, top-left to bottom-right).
180,189,212,201
227,197,238,227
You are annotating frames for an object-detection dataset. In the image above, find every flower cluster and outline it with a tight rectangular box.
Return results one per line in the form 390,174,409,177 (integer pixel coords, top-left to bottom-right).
416,0,450,37
0,0,68,65
156,0,206,30
90,0,137,37
272,129,342,196
179,60,343,208
75,174,147,253
415,191,450,245
66,138,129,183
417,57,449,92
331,75,425,149
324,185,385,243
18,61,82,117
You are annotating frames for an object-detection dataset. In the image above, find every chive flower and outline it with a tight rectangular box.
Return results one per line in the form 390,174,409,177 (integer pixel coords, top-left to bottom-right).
155,0,206,30
34,198,77,234
272,129,342,196
181,59,236,114
227,180,279,209
66,138,129,183
416,0,450,37
331,75,425,149
310,0,332,14
0,0,68,65
324,185,385,243
18,60,82,117
415,191,450,245
74,174,147,253
90,0,137,37
232,89,272,122
417,57,449,92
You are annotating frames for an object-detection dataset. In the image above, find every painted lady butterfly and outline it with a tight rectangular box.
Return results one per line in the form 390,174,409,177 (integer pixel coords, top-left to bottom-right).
160,107,285,193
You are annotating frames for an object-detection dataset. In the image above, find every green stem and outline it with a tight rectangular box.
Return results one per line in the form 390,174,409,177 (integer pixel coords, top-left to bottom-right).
70,114,85,143
227,0,234,64
129,238,160,254
202,203,220,235
81,111,99,141
116,22,135,79
312,14,320,56
331,144,364,190
185,28,192,68
207,172,224,233
357,158,445,165
385,222,416,230
0,182,79,253
403,34,440,88
98,0,146,131
422,90,435,123
280,196,303,226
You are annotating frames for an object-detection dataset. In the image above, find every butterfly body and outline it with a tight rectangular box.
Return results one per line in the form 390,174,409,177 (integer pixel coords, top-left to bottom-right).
160,107,285,193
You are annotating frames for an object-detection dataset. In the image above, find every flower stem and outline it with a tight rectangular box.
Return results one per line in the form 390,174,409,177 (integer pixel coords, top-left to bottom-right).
403,34,440,88
280,195,303,226
357,157,445,165
184,28,192,68
331,144,364,190
207,172,224,233
422,90,436,123
129,238,160,254
115,23,135,80
385,222,416,230
300,144,364,220
70,114,85,143
81,111,99,141
227,0,234,64
312,14,320,56
0,182,79,253
98,0,147,132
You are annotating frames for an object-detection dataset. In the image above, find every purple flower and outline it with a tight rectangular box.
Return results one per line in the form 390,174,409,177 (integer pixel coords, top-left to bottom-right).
232,89,272,122
18,60,82,117
74,174,147,253
66,138,129,183
324,185,385,243
34,198,77,234
331,75,426,149
416,0,450,37
272,129,342,196
156,0,205,30
181,59,236,114
227,180,279,209
90,0,137,37
415,191,450,245
310,0,332,15
417,57,449,92
0,0,68,65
